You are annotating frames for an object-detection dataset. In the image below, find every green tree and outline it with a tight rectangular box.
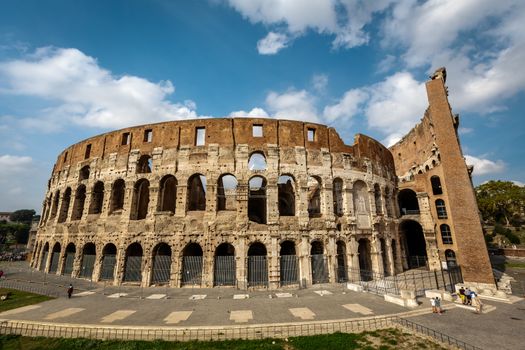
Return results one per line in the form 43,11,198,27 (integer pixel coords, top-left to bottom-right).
9,209,36,224
476,181,525,226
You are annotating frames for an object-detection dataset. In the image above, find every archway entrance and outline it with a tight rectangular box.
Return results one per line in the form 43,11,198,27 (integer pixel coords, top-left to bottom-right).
63,243,76,275
49,243,61,274
40,243,49,271
399,220,427,269
336,241,347,282
310,241,328,284
280,241,298,286
151,243,172,285
79,243,96,279
214,243,236,286
123,243,143,282
358,238,372,281
247,242,268,287
398,189,419,215
181,243,203,286
100,244,117,281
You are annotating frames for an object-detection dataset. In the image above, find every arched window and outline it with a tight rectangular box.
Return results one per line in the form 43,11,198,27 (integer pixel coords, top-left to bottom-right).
248,176,267,224
435,199,448,219
57,188,71,223
440,224,453,244
307,176,322,217
79,165,90,181
89,181,104,214
248,152,267,171
110,179,125,214
137,155,152,174
50,190,60,219
278,175,295,216
130,179,150,220
333,178,343,217
217,174,237,211
430,176,443,195
398,189,419,215
445,249,457,268
71,185,86,220
158,175,177,213
187,174,206,211
374,183,382,215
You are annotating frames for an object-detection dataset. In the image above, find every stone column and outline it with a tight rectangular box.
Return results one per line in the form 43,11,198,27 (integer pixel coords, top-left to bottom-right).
299,234,311,288
269,233,279,289
348,235,360,281
141,245,153,288
72,246,83,278
92,244,104,282
57,244,67,275
370,234,384,275
236,235,247,290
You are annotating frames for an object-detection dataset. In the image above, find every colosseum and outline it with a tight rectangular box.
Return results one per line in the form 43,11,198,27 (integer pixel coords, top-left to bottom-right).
31,68,495,290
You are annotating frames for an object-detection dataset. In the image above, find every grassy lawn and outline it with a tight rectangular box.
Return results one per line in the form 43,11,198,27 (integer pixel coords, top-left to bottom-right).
0,329,447,350
505,261,525,269
0,288,53,313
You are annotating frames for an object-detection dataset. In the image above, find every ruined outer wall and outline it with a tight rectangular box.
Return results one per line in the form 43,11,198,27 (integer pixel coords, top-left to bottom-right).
390,76,494,286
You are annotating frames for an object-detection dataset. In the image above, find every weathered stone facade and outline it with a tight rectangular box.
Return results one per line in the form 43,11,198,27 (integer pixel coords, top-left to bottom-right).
31,69,495,290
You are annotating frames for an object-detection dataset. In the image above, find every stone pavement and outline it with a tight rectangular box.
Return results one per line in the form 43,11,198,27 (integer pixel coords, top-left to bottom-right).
1,262,524,349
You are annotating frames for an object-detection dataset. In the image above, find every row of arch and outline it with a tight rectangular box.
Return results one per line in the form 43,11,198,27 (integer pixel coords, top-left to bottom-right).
31,237,396,287
41,174,395,225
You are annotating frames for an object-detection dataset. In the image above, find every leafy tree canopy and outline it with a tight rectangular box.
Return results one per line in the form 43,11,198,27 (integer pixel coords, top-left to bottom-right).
476,181,525,225
9,209,36,224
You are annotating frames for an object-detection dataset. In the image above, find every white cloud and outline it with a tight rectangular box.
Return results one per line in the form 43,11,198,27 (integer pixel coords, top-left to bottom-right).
0,47,202,130
464,154,506,176
257,32,289,55
512,180,524,187
458,127,473,135
323,88,367,122
312,74,329,93
266,89,319,122
229,107,269,118
0,154,43,212
0,154,32,176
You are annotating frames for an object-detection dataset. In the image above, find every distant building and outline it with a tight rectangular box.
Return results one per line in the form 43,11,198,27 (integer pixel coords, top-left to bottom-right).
0,212,12,222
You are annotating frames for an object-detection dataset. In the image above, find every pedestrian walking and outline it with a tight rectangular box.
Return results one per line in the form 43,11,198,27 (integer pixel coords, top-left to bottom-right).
471,292,483,314
434,297,442,314
67,284,73,299
430,296,437,313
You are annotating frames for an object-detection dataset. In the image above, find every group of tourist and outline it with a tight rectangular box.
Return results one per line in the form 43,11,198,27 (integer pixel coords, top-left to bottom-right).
458,287,483,314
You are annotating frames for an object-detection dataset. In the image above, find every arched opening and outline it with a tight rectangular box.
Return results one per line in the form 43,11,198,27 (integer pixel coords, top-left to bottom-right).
280,240,298,286
308,176,322,217
151,243,172,285
100,243,117,281
248,176,267,224
40,242,49,271
217,174,237,211
158,175,177,213
440,224,453,244
123,242,143,282
435,199,448,219
398,189,419,215
79,165,90,181
62,243,76,276
181,243,203,286
358,238,372,280
310,241,328,284
399,220,427,269
445,249,457,268
130,179,150,220
248,152,267,171
79,243,96,279
58,188,71,223
336,241,347,282
71,185,86,220
50,190,60,219
380,238,389,277
49,242,61,274
214,243,236,286
333,178,344,217
187,174,206,211
430,176,443,195
110,179,125,214
89,181,104,214
353,180,370,228
278,175,295,216
247,242,268,287
136,155,152,174
374,184,383,215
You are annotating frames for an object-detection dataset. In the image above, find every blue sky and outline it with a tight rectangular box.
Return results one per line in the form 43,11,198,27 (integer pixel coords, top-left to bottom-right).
0,0,524,212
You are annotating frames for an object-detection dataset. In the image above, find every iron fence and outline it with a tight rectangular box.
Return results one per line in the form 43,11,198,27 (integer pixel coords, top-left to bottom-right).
310,254,328,284
213,256,236,286
280,255,299,286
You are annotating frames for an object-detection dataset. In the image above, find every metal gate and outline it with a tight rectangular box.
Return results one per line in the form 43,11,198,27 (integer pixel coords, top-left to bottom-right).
337,254,347,282
280,255,298,286
214,255,236,286
448,266,463,290
123,255,142,282
63,253,75,275
248,256,268,287
311,254,328,284
49,252,60,273
79,254,96,279
151,255,172,284
100,254,116,280
181,256,203,286
40,252,48,271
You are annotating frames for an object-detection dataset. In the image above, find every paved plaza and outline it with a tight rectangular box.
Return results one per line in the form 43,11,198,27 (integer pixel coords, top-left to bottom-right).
1,262,524,349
